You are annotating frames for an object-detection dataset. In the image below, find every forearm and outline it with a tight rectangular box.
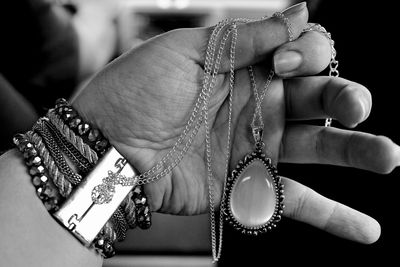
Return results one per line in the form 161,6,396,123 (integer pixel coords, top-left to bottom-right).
0,149,102,267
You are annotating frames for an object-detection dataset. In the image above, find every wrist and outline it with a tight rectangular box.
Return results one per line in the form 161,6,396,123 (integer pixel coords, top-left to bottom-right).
0,150,103,267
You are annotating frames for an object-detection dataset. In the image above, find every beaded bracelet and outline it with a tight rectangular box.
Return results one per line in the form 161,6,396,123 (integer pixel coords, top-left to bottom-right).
51,99,151,229
54,98,110,157
13,133,118,257
13,98,152,258
13,133,62,212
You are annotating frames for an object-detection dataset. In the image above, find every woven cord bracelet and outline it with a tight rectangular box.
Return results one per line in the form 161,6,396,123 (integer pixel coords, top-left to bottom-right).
13,98,152,258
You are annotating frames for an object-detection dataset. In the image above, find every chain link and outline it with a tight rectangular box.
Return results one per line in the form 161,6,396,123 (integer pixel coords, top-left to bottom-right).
33,119,83,185
249,66,275,130
135,18,247,185
302,24,339,127
131,14,295,261
204,21,239,262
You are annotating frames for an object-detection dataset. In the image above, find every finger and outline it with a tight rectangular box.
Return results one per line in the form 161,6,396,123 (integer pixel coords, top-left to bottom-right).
284,76,372,128
280,125,400,174
160,2,309,72
282,177,381,244
273,26,332,77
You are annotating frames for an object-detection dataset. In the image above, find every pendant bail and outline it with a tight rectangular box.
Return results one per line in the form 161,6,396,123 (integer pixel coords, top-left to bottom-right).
252,126,265,150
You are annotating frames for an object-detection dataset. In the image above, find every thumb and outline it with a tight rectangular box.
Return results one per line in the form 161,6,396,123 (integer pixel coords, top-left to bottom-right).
159,2,308,72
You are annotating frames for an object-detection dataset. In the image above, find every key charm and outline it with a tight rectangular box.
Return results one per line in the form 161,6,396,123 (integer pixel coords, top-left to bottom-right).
54,147,138,246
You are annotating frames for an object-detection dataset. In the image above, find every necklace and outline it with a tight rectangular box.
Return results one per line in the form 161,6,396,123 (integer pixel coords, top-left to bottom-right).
202,12,294,261
222,66,284,235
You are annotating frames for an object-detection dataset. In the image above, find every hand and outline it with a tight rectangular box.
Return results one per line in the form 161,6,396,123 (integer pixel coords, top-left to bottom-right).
72,2,400,244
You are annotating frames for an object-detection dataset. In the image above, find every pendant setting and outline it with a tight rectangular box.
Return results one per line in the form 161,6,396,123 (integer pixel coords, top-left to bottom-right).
223,147,284,236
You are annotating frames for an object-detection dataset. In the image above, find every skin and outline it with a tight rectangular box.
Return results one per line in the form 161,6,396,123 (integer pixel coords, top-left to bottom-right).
1,2,399,266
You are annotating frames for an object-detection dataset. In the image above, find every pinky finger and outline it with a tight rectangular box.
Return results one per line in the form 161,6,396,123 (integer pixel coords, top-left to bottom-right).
282,177,381,244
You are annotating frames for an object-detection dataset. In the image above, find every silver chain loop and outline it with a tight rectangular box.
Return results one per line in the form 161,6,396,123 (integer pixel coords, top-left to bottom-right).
302,24,339,127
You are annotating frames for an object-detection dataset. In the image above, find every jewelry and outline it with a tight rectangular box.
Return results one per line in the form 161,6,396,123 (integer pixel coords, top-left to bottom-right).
204,19,240,263
108,12,293,186
13,133,62,212
302,24,339,127
222,66,284,235
48,110,99,165
203,12,293,262
26,130,73,197
33,119,83,185
54,99,110,157
272,12,295,42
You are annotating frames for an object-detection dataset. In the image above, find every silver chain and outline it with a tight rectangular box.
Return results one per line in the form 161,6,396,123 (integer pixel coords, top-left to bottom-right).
204,19,241,263
135,18,248,185
135,13,293,184
206,14,287,262
302,24,339,127
326,27,339,127
132,12,293,262
249,66,275,130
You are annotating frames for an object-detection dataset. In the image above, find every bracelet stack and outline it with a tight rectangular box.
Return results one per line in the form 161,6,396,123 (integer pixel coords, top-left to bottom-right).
13,99,152,258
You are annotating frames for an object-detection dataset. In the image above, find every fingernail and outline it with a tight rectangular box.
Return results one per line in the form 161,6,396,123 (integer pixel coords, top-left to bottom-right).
359,98,368,122
274,50,302,75
283,1,307,15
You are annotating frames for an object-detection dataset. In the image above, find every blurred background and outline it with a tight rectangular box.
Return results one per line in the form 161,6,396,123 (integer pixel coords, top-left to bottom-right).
0,0,398,266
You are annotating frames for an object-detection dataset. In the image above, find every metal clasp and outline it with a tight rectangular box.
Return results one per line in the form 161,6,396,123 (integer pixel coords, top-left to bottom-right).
53,147,138,246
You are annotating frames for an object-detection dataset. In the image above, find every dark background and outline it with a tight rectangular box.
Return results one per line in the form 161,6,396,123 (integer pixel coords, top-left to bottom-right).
221,1,399,265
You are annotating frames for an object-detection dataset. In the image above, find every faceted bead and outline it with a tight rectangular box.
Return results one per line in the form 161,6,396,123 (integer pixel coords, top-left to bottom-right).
88,129,100,142
230,160,276,227
43,184,54,196
134,196,147,206
57,107,64,115
32,176,44,187
44,200,54,211
36,187,46,200
96,239,105,246
136,205,150,216
27,156,41,166
103,242,115,258
63,107,73,113
30,165,45,176
138,215,152,229
78,123,90,135
17,140,30,151
24,149,38,159
69,117,82,128
95,139,109,152
23,142,34,152
40,175,49,183
62,109,77,122
58,106,71,116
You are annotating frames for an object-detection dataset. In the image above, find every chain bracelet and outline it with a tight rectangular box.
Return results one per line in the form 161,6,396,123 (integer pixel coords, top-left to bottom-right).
33,120,82,185
44,119,93,173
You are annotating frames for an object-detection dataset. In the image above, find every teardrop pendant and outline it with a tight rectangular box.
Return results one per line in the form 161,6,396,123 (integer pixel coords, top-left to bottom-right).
223,149,284,235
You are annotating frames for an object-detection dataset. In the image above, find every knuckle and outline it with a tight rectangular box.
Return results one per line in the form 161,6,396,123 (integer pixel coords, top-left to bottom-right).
291,187,312,221
300,31,332,72
315,127,329,164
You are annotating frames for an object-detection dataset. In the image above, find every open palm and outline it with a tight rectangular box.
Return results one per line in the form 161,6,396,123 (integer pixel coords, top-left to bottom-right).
73,4,400,244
